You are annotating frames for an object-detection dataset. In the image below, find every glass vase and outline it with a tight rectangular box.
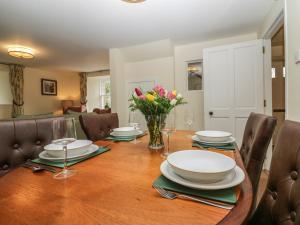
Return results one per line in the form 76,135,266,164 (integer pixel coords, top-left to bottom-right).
145,114,166,150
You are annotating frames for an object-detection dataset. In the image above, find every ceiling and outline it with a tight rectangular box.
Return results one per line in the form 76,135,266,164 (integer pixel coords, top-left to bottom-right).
0,0,274,72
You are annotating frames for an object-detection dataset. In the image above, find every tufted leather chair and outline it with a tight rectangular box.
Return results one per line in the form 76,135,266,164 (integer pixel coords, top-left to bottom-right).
240,112,277,209
79,113,119,141
248,120,300,225
0,117,65,176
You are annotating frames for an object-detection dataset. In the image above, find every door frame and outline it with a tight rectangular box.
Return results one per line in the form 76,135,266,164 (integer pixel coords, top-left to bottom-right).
262,8,285,170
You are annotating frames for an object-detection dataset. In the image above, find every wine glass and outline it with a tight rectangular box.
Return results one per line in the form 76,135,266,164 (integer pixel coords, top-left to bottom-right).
129,111,141,144
52,118,77,179
160,113,175,158
184,109,195,137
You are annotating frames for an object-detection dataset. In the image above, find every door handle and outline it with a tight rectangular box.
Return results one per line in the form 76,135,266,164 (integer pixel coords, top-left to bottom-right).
209,111,214,116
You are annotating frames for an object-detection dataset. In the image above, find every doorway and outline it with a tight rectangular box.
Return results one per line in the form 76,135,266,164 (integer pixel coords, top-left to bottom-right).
271,26,285,147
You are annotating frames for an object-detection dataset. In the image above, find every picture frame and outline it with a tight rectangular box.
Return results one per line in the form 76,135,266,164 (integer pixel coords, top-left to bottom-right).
187,60,203,91
41,79,57,96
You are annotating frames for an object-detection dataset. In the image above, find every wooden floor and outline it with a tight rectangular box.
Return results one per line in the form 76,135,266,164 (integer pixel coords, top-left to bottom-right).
257,170,269,205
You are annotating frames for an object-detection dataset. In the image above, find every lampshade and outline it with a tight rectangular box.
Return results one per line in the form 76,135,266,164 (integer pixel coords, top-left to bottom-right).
8,46,34,59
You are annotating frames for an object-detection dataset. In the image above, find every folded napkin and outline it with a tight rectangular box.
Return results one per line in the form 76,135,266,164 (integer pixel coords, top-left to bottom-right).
31,147,110,168
106,132,147,142
192,142,235,151
153,175,237,204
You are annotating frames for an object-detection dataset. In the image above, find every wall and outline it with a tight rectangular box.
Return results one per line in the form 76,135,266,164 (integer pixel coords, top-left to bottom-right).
258,0,284,38
110,40,174,127
285,0,300,121
110,34,259,129
23,67,80,115
174,33,258,130
0,65,80,119
0,64,12,118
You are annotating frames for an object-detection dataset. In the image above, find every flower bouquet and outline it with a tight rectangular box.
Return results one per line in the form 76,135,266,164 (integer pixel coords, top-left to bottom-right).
129,85,185,149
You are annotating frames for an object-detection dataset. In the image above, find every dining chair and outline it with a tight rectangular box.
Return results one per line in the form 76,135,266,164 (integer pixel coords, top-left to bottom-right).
240,112,276,209
79,113,119,141
248,120,300,225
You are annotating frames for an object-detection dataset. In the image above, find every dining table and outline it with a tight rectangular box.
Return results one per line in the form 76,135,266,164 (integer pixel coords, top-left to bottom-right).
0,131,253,225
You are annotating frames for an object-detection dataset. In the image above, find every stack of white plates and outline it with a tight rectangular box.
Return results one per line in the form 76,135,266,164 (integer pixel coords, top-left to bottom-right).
110,127,143,138
161,150,245,190
39,140,99,162
192,130,235,146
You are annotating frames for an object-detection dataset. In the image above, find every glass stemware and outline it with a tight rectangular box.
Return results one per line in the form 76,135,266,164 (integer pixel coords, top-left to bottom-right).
184,109,195,137
129,111,141,144
160,113,175,158
52,118,77,179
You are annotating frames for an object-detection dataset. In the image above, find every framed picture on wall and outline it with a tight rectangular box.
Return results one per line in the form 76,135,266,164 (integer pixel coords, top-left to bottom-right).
41,79,57,96
187,61,203,91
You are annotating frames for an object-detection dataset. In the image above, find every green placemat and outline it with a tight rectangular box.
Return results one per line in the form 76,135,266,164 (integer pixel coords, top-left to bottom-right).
153,175,237,204
106,132,147,142
32,147,110,168
192,142,235,151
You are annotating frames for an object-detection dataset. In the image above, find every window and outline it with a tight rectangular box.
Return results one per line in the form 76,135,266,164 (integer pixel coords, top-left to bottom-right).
99,76,111,109
272,67,276,79
187,61,203,91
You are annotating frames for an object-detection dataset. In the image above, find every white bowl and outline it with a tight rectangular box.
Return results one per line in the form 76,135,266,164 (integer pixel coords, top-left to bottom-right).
167,150,236,183
44,140,92,158
195,130,232,142
112,127,140,136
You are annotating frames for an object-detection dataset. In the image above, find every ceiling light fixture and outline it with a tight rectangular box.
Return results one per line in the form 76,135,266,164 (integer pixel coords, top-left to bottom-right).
8,46,35,59
122,0,146,3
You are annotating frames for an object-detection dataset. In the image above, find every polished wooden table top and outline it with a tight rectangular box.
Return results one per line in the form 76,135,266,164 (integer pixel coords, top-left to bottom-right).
0,131,252,225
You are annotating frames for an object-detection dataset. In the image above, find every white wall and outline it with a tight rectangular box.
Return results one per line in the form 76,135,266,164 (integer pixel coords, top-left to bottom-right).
174,33,258,130
0,64,12,105
87,76,100,112
110,40,175,127
110,34,259,129
285,0,300,121
258,0,284,38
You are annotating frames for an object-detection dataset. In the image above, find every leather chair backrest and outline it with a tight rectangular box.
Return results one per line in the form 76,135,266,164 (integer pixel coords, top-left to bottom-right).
79,113,119,141
0,117,65,176
240,112,276,207
93,108,111,114
249,120,300,225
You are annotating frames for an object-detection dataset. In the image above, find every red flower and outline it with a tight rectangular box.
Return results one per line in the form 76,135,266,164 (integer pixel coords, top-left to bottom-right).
135,88,143,96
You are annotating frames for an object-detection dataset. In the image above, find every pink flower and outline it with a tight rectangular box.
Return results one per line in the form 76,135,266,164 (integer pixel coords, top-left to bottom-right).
158,88,165,97
135,88,143,96
167,91,176,100
139,95,146,100
154,85,163,92
154,85,166,97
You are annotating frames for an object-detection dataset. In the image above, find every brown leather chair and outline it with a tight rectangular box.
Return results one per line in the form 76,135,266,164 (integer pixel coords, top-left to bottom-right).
79,113,119,141
93,108,111,114
248,120,300,225
0,117,65,176
240,112,276,208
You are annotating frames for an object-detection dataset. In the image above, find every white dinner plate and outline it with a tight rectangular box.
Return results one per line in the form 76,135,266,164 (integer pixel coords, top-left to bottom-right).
160,160,245,190
110,130,144,137
39,144,99,162
192,135,236,145
195,130,232,142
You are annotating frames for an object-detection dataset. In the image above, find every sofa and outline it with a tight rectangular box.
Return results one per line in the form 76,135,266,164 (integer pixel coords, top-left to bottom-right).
0,117,65,176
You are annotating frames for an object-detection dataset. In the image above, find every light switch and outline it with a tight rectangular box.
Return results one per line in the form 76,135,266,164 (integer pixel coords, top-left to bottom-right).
295,50,300,64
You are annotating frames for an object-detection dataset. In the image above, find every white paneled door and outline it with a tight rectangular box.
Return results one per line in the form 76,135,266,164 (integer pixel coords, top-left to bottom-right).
203,40,264,145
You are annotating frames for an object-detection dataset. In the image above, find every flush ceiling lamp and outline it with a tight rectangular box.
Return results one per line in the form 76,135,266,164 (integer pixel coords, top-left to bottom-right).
122,0,146,3
8,46,35,59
